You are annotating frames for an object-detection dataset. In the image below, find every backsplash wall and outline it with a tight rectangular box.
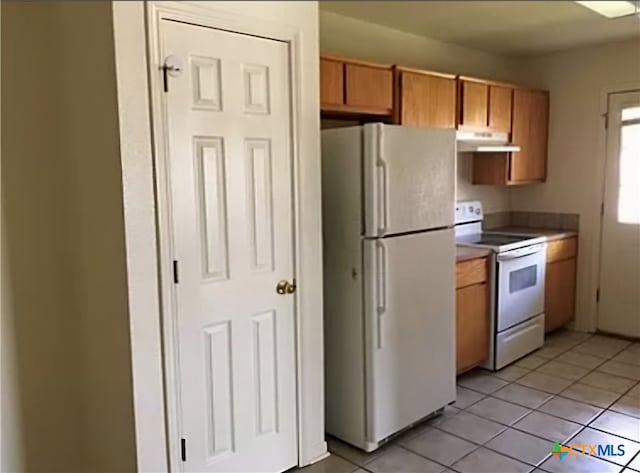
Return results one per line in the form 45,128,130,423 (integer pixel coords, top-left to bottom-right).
483,211,581,231
456,153,511,213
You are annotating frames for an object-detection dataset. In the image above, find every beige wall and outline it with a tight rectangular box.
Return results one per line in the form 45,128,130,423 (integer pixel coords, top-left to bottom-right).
1,2,85,470
1,2,135,471
319,10,527,213
56,2,137,471
511,39,640,330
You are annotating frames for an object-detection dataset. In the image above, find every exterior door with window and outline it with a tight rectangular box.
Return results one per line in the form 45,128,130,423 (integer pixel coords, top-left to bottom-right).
598,91,640,337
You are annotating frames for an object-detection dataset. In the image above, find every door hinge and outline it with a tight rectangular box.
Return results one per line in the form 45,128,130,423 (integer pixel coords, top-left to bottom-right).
162,56,183,93
601,202,605,217
603,112,609,129
596,288,600,303
180,438,187,462
163,67,169,93
173,260,179,284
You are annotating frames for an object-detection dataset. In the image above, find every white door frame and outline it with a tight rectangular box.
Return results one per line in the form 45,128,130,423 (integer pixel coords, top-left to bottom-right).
586,82,640,332
112,2,326,471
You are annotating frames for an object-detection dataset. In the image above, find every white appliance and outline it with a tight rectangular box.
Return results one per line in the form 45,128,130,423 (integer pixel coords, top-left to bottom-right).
455,201,547,370
456,130,520,153
322,124,456,452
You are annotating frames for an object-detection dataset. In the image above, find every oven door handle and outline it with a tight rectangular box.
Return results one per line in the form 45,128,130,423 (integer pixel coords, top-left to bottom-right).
497,243,546,261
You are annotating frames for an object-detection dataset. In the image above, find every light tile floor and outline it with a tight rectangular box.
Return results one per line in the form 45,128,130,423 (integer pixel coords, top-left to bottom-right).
299,330,640,473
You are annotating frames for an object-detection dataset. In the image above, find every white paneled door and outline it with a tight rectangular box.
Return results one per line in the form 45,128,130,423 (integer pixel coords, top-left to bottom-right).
598,90,640,337
161,20,297,472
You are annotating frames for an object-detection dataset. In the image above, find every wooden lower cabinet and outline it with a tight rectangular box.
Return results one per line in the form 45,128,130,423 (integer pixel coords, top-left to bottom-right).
545,237,578,333
456,283,489,373
456,256,490,374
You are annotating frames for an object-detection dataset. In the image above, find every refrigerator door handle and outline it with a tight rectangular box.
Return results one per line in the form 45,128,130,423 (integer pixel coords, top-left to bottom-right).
376,240,387,349
377,155,388,235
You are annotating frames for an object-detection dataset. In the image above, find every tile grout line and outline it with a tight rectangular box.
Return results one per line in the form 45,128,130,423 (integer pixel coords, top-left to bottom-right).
325,335,637,473
461,390,640,467
451,333,639,470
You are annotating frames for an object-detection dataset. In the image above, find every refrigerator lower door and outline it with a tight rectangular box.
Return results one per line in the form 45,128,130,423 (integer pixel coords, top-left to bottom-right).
363,124,456,237
363,228,456,445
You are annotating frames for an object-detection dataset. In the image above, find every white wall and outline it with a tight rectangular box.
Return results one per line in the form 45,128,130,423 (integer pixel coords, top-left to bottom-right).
511,39,640,330
319,10,527,213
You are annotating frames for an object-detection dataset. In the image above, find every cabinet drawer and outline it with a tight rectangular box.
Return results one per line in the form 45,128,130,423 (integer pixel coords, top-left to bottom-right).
495,313,544,370
546,237,577,263
456,257,487,289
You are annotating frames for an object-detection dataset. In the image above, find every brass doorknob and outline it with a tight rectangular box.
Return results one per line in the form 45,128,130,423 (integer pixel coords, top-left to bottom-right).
276,279,297,295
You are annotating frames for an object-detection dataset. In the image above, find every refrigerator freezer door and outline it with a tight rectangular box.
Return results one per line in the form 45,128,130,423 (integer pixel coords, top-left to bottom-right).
363,229,456,443
364,124,456,237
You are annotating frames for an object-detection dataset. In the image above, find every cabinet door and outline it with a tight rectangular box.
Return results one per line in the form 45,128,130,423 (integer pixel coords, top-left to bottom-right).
489,85,512,133
400,71,456,129
345,63,393,113
511,89,549,182
320,58,344,106
456,283,489,373
545,258,576,333
459,80,488,130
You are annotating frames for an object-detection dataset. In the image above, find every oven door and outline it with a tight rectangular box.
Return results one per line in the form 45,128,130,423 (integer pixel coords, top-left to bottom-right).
496,244,546,332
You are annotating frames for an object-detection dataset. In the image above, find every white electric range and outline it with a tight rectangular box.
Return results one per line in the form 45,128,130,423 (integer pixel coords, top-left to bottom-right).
455,201,547,370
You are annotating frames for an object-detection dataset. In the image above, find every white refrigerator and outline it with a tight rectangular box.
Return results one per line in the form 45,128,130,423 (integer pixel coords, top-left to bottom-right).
322,123,456,452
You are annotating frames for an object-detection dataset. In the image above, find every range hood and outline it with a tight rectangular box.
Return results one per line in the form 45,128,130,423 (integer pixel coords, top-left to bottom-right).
456,131,520,153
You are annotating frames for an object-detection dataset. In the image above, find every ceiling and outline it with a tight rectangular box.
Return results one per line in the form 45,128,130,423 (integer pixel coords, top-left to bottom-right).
320,1,640,56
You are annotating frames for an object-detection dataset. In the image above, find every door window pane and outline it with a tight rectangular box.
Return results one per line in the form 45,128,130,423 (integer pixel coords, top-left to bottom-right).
618,121,640,224
509,265,537,294
622,106,640,121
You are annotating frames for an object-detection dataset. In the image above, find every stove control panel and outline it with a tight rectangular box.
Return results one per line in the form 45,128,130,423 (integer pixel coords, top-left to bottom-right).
455,200,483,224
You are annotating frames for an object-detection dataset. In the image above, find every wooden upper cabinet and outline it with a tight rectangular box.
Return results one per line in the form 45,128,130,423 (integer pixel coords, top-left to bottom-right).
319,55,393,116
459,80,488,130
345,63,393,113
320,58,344,106
319,55,549,186
458,78,512,133
473,86,548,186
396,68,457,129
488,85,512,133
510,89,549,183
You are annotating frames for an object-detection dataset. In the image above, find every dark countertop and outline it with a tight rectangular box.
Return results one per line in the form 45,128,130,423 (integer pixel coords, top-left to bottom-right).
456,246,492,263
